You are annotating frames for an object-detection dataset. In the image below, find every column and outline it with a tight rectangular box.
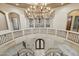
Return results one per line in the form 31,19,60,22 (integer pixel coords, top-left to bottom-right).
34,19,35,28
5,13,12,30
44,19,46,28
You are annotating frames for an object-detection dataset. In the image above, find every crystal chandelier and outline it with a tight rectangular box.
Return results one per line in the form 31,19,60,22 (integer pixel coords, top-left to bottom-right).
26,3,54,19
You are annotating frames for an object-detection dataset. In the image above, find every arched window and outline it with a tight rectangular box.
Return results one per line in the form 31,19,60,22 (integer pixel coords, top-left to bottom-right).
0,11,8,31
67,9,79,32
9,12,20,30
35,39,45,49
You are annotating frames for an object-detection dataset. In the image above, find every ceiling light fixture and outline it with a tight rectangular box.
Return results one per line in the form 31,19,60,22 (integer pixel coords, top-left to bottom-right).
26,3,54,19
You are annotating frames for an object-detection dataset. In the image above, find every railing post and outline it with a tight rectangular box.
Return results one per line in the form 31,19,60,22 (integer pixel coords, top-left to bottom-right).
39,28,40,33
11,31,16,42
47,28,48,34
66,30,69,40
46,28,48,34
55,29,57,36
22,29,25,36
44,19,46,28
34,19,35,28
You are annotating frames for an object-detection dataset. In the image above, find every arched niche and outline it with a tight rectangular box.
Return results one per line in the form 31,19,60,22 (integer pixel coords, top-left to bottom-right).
0,11,8,31
9,12,21,30
66,9,79,32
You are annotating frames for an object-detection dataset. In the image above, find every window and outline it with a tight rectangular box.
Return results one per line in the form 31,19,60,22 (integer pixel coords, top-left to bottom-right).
9,12,20,30
35,39,45,49
35,18,44,27
67,10,79,32
46,18,50,27
0,11,8,31
29,18,34,27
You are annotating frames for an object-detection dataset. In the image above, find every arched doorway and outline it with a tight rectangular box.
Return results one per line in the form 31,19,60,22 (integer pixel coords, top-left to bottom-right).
35,39,45,49
35,39,45,55
0,11,8,31
66,9,79,32
9,12,20,30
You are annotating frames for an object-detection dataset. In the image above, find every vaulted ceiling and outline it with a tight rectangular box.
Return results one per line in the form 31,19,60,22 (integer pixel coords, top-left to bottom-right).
7,3,69,9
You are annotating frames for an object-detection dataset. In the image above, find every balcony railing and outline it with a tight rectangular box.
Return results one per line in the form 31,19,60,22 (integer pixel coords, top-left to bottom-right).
68,31,79,44
0,28,79,46
0,33,13,45
57,30,67,38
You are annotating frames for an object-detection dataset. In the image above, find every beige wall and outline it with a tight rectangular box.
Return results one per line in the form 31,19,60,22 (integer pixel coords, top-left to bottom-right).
53,3,79,30
0,4,79,30
0,4,29,31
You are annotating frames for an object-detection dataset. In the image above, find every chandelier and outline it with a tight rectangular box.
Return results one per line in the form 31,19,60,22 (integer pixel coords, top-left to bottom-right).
26,3,54,19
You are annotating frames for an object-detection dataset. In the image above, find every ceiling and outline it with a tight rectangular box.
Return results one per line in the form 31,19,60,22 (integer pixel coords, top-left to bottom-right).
7,3,69,9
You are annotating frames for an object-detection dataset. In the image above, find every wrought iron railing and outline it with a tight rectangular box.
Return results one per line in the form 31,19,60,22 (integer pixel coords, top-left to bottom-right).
68,31,79,44
0,33,13,45
0,28,79,46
